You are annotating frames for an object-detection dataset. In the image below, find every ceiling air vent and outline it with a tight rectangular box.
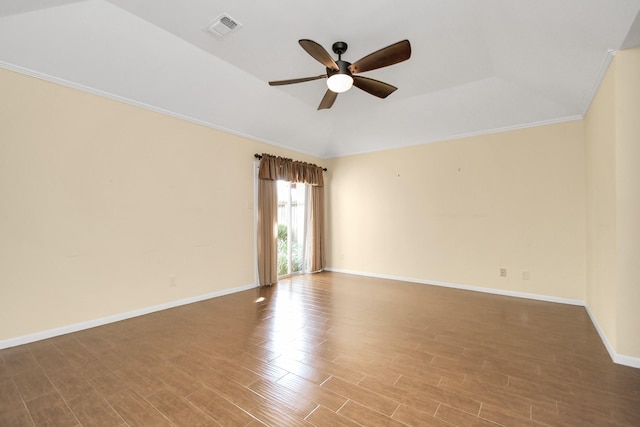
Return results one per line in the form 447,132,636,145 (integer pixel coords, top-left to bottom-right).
206,14,242,38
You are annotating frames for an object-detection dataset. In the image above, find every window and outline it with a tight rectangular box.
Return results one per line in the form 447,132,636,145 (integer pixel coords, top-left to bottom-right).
277,180,307,277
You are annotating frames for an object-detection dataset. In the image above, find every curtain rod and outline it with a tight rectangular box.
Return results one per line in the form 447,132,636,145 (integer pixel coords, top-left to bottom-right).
254,153,327,171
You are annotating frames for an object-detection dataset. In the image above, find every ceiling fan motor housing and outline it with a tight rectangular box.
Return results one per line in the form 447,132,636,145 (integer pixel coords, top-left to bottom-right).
327,60,352,78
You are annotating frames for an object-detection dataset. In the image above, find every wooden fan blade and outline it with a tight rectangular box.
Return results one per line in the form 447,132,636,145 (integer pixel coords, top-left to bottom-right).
318,89,338,110
352,76,397,98
299,39,339,70
348,40,411,74
269,75,327,86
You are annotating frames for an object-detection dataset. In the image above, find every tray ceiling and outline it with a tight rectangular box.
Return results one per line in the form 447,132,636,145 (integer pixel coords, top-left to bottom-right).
1,0,639,158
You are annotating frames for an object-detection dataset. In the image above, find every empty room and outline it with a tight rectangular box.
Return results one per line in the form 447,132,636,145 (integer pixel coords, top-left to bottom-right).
1,1,639,426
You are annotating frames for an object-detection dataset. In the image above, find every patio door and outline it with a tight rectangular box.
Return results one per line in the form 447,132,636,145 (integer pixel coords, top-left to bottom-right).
277,180,307,277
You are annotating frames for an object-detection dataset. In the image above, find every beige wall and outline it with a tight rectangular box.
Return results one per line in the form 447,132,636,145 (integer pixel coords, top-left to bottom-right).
585,58,618,348
585,46,640,359
327,47,639,360
2,48,638,360
0,67,320,342
615,48,640,358
326,121,587,300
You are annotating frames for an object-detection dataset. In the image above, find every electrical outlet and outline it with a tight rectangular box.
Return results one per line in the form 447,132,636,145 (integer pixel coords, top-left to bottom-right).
521,270,530,280
170,276,177,287
500,268,507,277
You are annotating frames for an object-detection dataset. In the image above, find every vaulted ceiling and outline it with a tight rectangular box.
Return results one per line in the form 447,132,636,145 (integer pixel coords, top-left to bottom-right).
2,0,640,158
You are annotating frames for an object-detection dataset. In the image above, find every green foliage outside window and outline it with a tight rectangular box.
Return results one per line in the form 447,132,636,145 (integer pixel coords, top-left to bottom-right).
278,224,302,276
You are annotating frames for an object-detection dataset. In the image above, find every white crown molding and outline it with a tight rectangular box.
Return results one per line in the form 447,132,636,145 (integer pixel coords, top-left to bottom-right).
1,61,584,161
325,114,584,159
0,61,322,160
580,49,616,116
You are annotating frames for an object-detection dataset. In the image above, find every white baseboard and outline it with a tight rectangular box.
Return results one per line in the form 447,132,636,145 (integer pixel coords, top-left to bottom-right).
325,268,584,305
325,268,640,369
0,282,258,351
5,270,640,369
583,305,640,369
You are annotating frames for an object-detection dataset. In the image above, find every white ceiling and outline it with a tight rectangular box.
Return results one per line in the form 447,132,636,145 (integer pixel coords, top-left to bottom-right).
1,0,639,158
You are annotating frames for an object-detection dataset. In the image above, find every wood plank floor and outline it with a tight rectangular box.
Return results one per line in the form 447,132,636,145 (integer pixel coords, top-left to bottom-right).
1,272,639,426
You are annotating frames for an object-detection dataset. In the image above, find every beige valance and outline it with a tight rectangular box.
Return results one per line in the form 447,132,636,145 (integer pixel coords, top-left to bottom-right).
258,154,324,187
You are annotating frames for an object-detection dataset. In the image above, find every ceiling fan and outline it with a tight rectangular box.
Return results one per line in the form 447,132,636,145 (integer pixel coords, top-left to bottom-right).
269,39,411,110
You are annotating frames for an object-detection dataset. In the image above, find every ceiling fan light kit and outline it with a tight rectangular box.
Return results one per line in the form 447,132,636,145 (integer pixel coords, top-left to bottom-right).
269,39,411,110
327,74,353,93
